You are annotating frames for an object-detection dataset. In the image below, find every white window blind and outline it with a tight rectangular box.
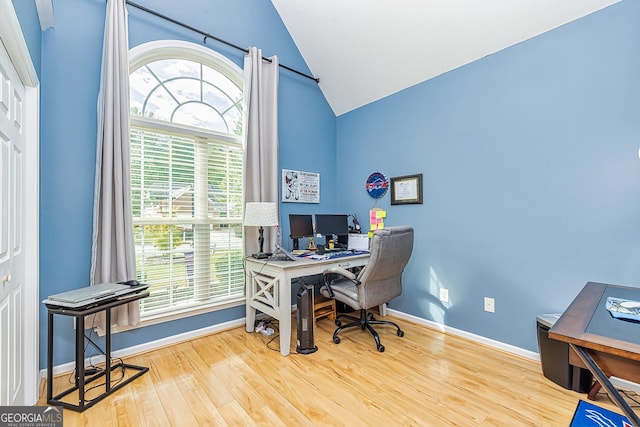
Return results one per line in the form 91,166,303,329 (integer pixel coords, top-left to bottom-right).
130,126,244,316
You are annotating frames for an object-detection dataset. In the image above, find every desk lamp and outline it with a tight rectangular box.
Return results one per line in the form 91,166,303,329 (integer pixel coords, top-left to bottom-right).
244,202,279,259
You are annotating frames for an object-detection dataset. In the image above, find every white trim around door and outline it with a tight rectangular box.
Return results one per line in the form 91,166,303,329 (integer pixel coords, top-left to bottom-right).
0,0,41,406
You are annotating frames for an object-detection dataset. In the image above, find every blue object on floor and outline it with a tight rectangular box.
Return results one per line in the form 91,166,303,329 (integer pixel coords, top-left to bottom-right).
570,400,632,427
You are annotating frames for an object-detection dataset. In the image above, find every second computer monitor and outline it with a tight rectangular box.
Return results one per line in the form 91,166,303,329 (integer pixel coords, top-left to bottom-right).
289,214,314,250
315,214,349,246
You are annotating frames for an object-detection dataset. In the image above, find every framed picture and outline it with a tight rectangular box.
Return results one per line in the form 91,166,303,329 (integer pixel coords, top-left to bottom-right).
390,174,423,205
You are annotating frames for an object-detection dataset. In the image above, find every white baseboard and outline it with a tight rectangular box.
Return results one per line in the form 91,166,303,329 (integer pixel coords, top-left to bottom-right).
386,308,540,361
610,377,640,394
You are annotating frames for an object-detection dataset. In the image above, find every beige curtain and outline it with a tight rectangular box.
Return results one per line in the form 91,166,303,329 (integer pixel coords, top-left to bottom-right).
243,47,280,255
90,0,139,330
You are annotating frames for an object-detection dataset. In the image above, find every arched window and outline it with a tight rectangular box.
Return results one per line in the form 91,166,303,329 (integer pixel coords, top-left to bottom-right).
129,41,244,319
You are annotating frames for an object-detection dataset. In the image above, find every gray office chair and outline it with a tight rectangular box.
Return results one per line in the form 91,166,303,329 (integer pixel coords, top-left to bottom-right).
320,226,414,352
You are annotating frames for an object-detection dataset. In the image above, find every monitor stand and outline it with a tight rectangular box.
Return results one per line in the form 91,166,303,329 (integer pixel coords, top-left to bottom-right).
292,237,300,251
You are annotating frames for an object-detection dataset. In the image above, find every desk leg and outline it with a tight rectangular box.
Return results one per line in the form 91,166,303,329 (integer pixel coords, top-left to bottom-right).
571,344,640,426
588,381,602,401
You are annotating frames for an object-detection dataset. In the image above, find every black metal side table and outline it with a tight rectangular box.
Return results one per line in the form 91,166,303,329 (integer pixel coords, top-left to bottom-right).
45,291,149,412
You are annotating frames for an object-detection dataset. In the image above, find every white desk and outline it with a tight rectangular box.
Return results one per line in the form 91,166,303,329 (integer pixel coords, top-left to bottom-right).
245,253,369,356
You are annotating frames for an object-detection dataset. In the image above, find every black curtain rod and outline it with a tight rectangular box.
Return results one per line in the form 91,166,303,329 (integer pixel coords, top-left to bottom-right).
125,0,320,83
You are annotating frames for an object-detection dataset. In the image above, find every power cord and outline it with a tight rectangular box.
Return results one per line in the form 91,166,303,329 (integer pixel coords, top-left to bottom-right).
619,389,640,408
66,314,126,403
68,314,105,383
253,314,311,355
253,316,289,353
597,386,640,408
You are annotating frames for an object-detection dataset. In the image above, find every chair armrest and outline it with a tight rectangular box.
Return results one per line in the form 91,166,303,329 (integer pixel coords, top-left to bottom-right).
321,272,335,298
321,268,361,300
322,267,357,281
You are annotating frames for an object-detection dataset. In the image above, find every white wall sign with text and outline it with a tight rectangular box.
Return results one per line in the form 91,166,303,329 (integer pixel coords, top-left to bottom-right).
282,169,320,203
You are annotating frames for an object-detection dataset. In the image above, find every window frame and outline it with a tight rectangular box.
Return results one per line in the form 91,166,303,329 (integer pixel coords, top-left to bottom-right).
122,40,246,330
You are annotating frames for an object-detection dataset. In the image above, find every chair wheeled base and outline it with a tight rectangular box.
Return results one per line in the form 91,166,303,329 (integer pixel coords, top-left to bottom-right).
332,309,404,352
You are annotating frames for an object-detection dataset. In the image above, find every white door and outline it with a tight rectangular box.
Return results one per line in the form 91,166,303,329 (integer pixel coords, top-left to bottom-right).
0,38,25,406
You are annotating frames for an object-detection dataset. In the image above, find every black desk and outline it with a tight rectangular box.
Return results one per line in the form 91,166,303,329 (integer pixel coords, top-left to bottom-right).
45,291,149,412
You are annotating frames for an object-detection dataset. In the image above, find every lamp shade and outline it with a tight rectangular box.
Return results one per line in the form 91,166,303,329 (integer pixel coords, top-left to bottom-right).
244,202,279,227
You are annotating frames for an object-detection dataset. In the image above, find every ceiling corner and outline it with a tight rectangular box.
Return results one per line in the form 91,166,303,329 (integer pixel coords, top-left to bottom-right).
35,0,54,31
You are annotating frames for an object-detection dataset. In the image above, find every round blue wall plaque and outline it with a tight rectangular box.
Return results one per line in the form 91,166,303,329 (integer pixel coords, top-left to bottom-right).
365,172,389,199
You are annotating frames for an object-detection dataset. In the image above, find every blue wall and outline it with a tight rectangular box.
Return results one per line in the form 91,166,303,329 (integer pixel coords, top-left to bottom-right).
337,0,640,351
37,0,335,368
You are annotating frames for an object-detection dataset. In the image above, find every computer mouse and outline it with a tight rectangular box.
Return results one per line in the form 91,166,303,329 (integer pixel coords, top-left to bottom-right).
120,280,140,287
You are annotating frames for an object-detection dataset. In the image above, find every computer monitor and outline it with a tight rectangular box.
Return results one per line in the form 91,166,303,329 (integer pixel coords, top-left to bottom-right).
315,214,349,247
289,214,314,250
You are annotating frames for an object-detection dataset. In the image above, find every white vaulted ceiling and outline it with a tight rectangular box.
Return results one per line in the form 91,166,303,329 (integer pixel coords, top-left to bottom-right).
271,0,621,116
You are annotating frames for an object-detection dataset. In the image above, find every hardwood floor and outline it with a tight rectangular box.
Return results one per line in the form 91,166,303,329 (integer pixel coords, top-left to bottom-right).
38,314,623,426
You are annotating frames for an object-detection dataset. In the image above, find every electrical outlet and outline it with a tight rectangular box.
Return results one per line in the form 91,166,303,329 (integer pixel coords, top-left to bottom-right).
439,288,449,303
484,297,495,313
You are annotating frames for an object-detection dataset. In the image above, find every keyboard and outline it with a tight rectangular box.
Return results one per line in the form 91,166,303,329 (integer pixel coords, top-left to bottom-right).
326,250,367,259
301,250,369,261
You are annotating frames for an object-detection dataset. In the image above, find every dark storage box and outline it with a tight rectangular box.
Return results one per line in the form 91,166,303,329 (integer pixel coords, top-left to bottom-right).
537,314,592,393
